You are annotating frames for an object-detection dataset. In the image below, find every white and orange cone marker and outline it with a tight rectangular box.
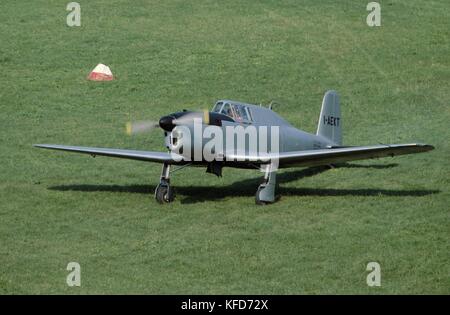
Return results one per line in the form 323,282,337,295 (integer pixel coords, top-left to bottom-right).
87,63,114,81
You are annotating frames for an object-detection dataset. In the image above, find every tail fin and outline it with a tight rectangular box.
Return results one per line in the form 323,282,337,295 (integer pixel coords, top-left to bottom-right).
316,90,342,145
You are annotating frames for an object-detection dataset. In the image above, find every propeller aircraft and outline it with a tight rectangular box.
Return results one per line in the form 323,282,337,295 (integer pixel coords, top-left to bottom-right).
34,91,434,204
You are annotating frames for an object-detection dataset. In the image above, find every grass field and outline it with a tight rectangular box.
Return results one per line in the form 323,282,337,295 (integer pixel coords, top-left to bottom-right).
0,0,449,294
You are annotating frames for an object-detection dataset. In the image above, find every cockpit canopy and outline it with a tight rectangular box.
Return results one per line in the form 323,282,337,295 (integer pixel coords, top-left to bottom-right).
212,101,253,123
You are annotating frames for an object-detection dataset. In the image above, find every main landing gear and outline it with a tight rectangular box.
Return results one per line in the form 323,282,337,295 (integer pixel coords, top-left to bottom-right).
155,163,278,205
155,163,175,204
255,164,277,205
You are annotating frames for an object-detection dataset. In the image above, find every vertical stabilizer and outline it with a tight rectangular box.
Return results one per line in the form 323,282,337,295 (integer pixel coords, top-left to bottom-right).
316,90,342,145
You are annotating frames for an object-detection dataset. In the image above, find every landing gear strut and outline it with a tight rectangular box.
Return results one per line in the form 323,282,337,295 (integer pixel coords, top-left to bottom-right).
155,163,174,203
255,164,277,205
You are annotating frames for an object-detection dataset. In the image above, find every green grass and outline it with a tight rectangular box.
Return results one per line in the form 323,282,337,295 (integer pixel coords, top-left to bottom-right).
0,0,449,294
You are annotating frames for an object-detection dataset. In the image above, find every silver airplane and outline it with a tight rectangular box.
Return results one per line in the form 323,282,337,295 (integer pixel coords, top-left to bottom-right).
34,91,434,204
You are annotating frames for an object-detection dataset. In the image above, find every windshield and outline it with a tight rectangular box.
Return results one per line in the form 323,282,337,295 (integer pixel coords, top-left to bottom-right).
212,102,223,113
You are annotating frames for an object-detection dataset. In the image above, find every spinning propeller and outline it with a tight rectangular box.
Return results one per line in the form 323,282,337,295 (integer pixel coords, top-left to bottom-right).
125,109,210,135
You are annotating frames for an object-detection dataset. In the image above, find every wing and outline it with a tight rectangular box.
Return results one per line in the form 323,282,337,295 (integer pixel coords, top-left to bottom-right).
34,144,184,164
226,143,434,168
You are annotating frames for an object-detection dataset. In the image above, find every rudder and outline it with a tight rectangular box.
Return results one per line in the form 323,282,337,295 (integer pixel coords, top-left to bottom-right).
316,90,342,145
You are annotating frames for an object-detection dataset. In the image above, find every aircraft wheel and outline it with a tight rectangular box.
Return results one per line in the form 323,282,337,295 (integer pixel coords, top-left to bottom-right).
155,184,174,204
255,187,268,205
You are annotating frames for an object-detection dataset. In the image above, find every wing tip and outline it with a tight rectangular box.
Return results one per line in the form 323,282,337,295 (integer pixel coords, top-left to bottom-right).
415,143,435,152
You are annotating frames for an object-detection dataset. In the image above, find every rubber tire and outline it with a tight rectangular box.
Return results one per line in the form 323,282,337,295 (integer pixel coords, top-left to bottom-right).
255,187,268,205
155,185,174,204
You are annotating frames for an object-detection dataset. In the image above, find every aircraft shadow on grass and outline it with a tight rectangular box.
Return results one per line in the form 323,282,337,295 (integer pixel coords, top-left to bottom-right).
48,163,439,204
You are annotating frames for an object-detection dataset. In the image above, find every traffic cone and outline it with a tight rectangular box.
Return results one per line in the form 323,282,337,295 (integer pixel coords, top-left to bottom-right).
87,64,114,81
